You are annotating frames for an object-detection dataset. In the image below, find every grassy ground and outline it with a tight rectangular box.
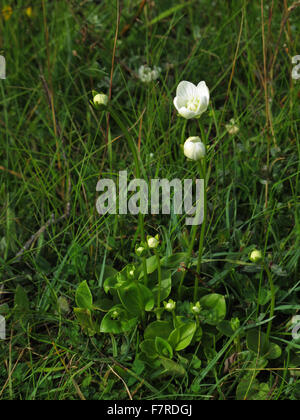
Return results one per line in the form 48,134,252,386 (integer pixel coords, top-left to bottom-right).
0,0,300,400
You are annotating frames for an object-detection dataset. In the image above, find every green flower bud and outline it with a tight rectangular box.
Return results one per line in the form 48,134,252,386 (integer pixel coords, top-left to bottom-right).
135,243,147,257
147,235,160,250
250,249,263,263
230,317,240,332
126,264,136,280
111,310,120,320
191,302,202,315
164,299,176,312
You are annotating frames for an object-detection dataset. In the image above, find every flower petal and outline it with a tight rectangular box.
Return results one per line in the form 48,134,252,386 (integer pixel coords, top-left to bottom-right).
178,107,196,119
177,81,197,98
184,141,195,160
196,101,208,116
197,81,210,106
174,96,187,111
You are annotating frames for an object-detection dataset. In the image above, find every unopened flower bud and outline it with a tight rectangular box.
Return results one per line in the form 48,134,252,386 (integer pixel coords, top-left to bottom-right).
191,302,201,315
93,92,108,107
250,249,263,263
126,265,136,280
230,317,240,332
147,235,160,250
111,310,119,320
135,243,147,257
164,299,176,312
184,137,206,161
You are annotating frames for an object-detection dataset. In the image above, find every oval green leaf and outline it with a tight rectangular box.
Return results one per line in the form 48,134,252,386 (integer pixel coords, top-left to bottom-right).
75,281,93,310
199,294,226,326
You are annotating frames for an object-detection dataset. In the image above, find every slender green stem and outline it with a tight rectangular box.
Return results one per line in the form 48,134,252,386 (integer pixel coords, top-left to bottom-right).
134,276,146,325
178,119,189,299
172,310,177,328
155,250,162,315
178,223,197,300
181,119,188,143
142,256,148,286
107,123,113,173
194,160,207,302
109,107,146,243
178,159,206,301
265,262,276,341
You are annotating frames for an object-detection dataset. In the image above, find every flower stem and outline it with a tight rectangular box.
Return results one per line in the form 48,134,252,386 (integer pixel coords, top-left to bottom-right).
155,249,162,314
178,160,206,301
142,256,148,286
106,123,113,173
181,119,188,143
109,107,146,243
178,225,197,300
265,263,276,341
172,310,177,328
194,160,207,302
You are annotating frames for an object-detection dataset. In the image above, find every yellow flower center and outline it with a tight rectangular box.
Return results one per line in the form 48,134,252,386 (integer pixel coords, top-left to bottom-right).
187,97,200,112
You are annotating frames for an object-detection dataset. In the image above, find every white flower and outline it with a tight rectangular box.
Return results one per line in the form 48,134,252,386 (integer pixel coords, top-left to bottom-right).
93,93,108,106
184,137,206,161
138,66,152,83
151,66,161,80
226,118,239,135
138,65,161,83
291,315,300,326
292,55,300,80
174,81,210,119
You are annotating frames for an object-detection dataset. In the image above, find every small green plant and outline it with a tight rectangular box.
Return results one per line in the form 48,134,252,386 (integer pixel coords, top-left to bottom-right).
74,247,228,376
74,79,230,377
